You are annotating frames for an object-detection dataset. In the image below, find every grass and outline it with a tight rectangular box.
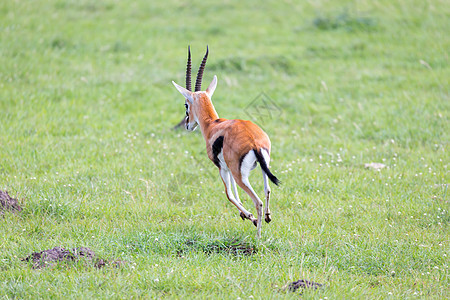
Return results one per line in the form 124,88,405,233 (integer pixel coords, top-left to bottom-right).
0,0,448,298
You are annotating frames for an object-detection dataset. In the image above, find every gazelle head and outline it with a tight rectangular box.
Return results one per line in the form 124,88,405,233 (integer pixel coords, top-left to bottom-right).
172,46,217,131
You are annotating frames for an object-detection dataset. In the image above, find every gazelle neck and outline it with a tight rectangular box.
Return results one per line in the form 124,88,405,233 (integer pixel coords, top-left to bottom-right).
194,93,219,139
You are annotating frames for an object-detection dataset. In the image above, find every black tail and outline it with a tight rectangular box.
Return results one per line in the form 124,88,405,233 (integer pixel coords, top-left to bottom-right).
254,149,280,186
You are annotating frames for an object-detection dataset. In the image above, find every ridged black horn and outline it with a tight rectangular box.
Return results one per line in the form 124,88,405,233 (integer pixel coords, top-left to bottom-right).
195,45,209,92
185,46,192,91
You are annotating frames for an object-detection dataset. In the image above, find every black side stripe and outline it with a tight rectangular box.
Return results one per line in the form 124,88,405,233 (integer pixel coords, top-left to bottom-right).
238,154,246,171
212,136,224,168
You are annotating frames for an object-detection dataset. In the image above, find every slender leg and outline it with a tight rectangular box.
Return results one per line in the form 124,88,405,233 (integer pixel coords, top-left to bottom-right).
260,149,272,223
229,173,246,221
219,168,255,222
262,170,272,223
232,151,264,238
234,175,264,238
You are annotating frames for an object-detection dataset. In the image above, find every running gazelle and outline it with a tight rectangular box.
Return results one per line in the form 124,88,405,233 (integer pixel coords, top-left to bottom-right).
172,46,280,238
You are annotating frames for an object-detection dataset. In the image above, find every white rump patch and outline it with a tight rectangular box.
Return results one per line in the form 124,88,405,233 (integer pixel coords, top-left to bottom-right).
240,150,257,178
260,148,270,168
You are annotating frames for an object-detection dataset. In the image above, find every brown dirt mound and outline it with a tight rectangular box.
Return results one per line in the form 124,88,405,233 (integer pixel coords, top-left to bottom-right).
22,246,126,269
0,190,22,215
283,279,323,293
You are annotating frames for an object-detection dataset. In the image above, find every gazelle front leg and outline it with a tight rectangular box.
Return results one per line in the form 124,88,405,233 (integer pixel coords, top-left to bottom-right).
219,168,256,224
262,171,272,223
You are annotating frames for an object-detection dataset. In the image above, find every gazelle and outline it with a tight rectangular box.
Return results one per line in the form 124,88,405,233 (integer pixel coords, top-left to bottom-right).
172,46,280,238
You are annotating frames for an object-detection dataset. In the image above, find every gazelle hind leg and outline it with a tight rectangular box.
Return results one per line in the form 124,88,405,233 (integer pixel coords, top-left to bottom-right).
237,176,264,238
229,173,246,221
260,149,272,223
234,150,264,238
219,168,255,223
262,171,272,223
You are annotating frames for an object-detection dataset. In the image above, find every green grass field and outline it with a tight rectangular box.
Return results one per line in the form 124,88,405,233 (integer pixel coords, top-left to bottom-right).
1,0,448,298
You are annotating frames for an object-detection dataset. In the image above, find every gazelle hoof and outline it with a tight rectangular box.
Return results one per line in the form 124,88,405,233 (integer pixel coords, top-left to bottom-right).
239,212,246,221
252,218,258,227
265,214,272,223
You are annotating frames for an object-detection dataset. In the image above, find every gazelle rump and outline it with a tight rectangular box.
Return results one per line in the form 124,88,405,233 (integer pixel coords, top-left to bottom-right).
172,47,279,238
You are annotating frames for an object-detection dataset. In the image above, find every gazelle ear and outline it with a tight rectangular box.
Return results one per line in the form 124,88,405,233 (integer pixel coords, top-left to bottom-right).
172,81,194,103
206,75,217,98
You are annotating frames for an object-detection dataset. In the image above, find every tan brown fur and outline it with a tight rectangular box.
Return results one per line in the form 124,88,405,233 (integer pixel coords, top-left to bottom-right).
173,69,277,238
192,93,270,172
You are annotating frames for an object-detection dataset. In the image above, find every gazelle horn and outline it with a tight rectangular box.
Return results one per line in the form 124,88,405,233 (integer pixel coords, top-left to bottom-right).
185,46,192,91
195,45,209,92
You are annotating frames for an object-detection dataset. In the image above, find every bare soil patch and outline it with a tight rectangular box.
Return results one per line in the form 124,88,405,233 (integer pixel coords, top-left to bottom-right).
22,246,125,269
0,190,22,215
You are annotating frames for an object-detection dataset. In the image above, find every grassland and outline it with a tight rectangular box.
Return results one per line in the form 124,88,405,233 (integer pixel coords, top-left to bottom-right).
0,0,448,298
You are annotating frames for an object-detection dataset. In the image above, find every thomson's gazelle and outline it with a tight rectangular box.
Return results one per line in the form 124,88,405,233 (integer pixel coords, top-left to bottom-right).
172,46,280,238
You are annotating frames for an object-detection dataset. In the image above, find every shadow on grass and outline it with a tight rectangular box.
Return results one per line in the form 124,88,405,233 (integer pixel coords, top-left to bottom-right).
178,237,257,256
123,232,281,258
